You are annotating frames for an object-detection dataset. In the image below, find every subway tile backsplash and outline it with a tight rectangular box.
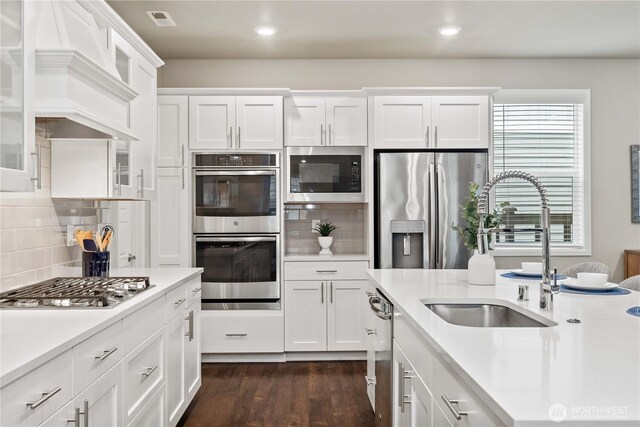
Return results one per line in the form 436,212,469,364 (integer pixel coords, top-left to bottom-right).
284,203,367,255
0,135,100,292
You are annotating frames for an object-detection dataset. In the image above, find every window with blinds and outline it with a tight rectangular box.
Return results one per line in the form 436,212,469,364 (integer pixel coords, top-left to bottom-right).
493,97,588,251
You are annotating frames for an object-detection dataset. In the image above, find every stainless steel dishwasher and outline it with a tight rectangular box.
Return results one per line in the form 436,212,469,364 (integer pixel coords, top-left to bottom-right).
369,289,393,427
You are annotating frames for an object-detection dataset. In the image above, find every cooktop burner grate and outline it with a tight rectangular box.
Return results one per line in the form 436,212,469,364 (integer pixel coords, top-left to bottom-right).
0,277,151,309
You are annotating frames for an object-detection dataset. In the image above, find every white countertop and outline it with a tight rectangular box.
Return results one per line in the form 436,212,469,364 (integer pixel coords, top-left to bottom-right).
283,254,370,261
367,269,640,426
0,268,202,386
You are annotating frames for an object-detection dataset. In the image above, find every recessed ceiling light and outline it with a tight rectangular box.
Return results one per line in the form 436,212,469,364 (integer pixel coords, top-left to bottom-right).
438,25,461,36
255,26,277,36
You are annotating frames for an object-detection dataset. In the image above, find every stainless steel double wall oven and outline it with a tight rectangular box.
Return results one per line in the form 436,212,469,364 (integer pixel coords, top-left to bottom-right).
193,152,280,310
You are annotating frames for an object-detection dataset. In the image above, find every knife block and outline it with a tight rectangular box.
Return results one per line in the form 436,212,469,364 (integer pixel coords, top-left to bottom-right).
82,251,110,277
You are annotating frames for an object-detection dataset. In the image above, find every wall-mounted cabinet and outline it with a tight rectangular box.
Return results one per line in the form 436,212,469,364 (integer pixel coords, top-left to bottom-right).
285,97,367,146
0,0,36,192
373,96,489,149
189,95,283,150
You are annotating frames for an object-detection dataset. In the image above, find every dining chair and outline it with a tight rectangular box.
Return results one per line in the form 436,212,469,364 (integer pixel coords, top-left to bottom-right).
619,275,640,291
561,262,609,278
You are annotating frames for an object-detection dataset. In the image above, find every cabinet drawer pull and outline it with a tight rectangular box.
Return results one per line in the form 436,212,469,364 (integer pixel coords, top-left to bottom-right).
192,287,201,294
27,386,62,409
142,365,158,378
441,394,468,421
315,270,338,273
225,333,247,337
174,298,186,306
365,376,376,385
68,400,89,426
365,328,376,335
94,346,118,362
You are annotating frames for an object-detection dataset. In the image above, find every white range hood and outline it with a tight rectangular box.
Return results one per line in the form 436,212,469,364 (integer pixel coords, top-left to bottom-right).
33,0,138,140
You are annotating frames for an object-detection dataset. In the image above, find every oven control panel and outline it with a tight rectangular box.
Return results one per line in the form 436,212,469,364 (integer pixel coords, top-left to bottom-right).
195,153,278,167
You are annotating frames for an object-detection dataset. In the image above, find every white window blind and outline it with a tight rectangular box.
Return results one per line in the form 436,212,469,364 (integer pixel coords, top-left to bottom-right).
492,93,589,253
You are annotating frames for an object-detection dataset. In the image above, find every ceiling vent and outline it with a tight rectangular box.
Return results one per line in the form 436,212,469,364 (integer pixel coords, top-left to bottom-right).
146,11,176,27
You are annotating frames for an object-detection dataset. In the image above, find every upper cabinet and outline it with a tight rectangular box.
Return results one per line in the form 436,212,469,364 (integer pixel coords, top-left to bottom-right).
373,95,489,149
285,96,367,146
189,95,283,150
157,96,188,167
0,0,35,192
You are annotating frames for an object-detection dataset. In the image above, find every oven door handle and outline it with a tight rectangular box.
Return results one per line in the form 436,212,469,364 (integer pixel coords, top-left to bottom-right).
195,236,277,243
194,170,276,177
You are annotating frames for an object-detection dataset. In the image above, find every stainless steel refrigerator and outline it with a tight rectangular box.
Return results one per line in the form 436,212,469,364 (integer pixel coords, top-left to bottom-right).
375,150,488,269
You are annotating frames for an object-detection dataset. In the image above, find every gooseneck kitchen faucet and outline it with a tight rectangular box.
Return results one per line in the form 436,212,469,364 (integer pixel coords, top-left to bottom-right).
476,171,559,310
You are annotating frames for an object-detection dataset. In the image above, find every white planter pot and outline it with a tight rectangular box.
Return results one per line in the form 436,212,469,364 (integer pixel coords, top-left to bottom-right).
468,249,496,286
318,236,334,255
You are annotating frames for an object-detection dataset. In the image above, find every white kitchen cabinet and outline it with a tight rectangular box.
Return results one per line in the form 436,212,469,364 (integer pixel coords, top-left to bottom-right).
201,310,284,353
284,261,368,352
50,139,136,199
150,168,189,268
189,95,283,150
326,281,367,351
0,0,36,192
128,386,165,427
157,96,188,167
166,312,186,427
285,96,367,146
166,285,201,426
73,362,123,427
185,300,201,402
393,315,505,427
364,282,377,410
373,96,489,149
430,96,489,149
110,28,158,200
284,281,327,352
393,341,432,427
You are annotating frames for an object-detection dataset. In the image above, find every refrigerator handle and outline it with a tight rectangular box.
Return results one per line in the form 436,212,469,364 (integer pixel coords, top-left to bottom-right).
436,163,447,269
428,163,437,269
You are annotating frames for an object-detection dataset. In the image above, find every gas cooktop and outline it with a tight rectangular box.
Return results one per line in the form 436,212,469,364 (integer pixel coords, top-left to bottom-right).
0,277,152,309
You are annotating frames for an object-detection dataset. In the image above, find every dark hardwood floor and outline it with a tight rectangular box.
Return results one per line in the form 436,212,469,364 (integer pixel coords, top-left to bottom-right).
177,361,375,427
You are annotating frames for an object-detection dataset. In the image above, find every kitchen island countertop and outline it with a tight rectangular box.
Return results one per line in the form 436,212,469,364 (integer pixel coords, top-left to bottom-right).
0,268,202,386
367,268,640,425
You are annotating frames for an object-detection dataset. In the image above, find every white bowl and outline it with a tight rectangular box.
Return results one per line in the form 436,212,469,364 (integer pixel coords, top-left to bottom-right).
576,272,608,286
521,262,543,274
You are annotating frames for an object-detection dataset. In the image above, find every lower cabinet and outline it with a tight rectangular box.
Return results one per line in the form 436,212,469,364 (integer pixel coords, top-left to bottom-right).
166,297,201,427
284,280,367,352
3,277,203,427
129,387,165,427
201,310,284,354
393,341,433,427
393,317,505,427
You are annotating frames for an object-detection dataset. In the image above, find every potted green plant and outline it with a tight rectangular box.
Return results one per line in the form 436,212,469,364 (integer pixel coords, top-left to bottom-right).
452,182,509,285
314,222,337,255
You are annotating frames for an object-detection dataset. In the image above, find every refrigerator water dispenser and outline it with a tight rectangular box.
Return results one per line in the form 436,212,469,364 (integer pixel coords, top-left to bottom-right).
391,220,425,268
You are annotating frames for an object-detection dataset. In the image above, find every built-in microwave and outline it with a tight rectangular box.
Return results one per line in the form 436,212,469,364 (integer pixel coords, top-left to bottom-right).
285,146,364,202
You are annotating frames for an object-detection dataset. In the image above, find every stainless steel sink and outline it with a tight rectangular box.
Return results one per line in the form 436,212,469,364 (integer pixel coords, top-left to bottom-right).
425,303,554,327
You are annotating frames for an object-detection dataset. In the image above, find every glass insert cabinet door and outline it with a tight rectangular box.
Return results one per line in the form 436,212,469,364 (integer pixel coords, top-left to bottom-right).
0,0,34,192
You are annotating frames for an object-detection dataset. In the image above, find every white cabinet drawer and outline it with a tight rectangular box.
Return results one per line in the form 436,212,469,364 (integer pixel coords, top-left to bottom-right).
285,261,369,281
166,284,188,321
123,296,165,354
122,327,165,425
73,321,123,394
201,312,284,353
128,385,165,427
1,350,72,427
431,356,503,427
185,277,202,306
